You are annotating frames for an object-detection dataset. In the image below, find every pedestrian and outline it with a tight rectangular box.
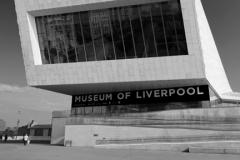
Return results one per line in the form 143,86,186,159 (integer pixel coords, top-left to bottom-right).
4,134,8,142
23,134,29,146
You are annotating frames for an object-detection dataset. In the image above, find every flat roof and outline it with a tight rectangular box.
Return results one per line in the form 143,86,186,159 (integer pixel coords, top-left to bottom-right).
30,125,52,129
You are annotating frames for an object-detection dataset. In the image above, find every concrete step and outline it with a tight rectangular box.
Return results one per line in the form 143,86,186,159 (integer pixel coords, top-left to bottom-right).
96,135,240,145
67,116,240,131
189,147,240,155
95,141,240,152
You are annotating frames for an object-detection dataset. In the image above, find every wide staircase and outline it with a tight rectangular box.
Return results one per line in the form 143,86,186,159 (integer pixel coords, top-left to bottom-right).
68,107,240,152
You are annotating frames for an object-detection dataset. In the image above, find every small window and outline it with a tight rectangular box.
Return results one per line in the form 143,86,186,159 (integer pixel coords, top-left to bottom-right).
48,129,52,136
34,129,43,136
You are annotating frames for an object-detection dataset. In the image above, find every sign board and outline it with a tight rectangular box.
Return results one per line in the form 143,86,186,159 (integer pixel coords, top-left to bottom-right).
72,85,210,108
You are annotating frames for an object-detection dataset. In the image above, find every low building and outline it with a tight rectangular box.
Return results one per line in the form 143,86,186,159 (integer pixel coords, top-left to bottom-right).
29,125,52,141
17,119,38,136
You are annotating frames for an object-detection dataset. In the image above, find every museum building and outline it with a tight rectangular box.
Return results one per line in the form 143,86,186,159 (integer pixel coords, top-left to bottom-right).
14,0,240,148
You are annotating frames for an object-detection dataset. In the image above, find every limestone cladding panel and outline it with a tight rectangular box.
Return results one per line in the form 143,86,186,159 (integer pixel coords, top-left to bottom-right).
194,0,232,95
14,0,206,86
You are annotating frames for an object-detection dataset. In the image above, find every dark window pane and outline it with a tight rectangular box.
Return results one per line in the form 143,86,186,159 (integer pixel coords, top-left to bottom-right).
36,17,47,55
48,129,51,136
52,15,64,50
43,41,51,64
168,42,179,56
130,5,145,58
52,15,68,63
161,2,177,43
41,50,50,64
110,8,125,59
62,14,77,62
94,39,105,61
43,16,61,64
58,49,68,63
34,129,43,136
119,7,135,58
73,13,86,62
172,0,181,13
36,17,45,34
140,4,156,57
85,42,95,61
49,47,60,63
39,35,51,64
49,16,62,64
90,10,106,61
76,47,86,62
80,11,96,61
102,10,115,60
178,42,188,55
114,41,125,59
172,0,187,43
38,34,46,51
73,13,84,45
151,4,166,44
36,17,50,65
103,37,115,60
174,14,186,42
157,44,168,57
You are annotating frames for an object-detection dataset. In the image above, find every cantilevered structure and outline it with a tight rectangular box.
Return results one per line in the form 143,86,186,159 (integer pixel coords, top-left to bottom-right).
14,0,240,148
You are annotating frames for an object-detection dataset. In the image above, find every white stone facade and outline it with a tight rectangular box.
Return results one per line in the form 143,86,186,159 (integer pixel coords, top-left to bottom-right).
14,0,232,97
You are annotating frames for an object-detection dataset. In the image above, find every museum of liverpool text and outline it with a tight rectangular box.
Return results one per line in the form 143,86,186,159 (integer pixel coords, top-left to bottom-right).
15,0,240,148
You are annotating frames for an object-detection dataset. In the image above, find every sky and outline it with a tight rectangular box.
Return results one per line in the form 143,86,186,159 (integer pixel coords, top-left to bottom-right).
0,0,240,127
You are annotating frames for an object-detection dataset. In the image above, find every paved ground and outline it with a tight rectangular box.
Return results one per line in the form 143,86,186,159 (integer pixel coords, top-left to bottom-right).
0,142,240,160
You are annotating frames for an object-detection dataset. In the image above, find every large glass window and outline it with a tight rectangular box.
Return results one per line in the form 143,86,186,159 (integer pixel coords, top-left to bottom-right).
36,0,188,64
34,129,43,136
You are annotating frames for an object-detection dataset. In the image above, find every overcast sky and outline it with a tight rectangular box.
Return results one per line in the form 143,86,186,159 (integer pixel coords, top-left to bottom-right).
0,0,240,127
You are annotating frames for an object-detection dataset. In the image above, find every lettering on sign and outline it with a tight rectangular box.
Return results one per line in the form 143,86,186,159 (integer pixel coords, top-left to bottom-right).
72,85,209,107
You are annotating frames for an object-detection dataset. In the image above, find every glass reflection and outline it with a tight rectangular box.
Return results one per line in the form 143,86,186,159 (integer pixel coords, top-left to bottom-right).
46,16,61,64
36,17,49,64
36,0,188,64
140,4,156,58
73,13,86,62
161,2,179,56
103,10,116,60
110,8,125,59
119,7,136,58
62,14,78,62
81,11,96,61
172,0,188,55
53,15,68,63
151,4,168,57
130,5,145,58
90,10,106,61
